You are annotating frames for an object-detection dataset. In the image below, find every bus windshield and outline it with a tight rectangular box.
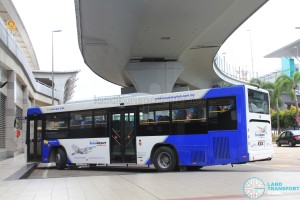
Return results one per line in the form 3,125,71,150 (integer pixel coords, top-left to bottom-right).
248,89,269,114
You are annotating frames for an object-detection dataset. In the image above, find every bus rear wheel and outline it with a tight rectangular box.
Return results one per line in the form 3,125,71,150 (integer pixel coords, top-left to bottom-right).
55,148,67,170
153,146,177,172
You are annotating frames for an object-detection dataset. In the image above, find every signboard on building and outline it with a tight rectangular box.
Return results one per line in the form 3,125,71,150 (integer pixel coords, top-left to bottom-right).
7,20,16,30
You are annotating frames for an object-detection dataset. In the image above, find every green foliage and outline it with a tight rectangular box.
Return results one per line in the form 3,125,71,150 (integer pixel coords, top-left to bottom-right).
271,106,300,130
275,72,300,129
270,109,277,129
272,134,279,142
271,109,283,129
250,72,300,131
282,105,297,128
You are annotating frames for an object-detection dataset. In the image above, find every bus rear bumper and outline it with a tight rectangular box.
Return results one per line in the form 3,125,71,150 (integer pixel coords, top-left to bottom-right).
248,149,274,162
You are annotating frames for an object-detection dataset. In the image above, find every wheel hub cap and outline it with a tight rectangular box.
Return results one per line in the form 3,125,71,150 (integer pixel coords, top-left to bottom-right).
157,152,171,169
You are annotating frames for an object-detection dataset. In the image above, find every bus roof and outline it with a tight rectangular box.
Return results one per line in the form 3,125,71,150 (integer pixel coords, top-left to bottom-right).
27,85,266,116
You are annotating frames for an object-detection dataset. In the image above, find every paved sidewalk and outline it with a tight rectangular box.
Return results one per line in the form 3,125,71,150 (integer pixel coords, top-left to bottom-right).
0,154,27,181
0,155,300,200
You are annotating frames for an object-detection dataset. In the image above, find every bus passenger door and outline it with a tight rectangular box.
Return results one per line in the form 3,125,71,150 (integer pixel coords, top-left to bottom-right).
110,109,136,163
26,117,42,162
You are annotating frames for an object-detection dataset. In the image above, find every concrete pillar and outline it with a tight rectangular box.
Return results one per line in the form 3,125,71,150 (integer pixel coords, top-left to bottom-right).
5,71,17,158
20,86,29,154
126,61,184,94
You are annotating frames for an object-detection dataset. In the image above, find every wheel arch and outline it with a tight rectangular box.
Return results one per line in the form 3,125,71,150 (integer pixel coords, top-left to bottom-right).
150,143,179,165
49,145,67,163
289,139,296,147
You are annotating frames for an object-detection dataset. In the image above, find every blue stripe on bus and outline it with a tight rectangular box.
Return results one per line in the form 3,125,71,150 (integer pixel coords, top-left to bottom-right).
27,107,42,116
146,85,249,166
205,85,249,164
146,133,249,167
42,139,59,163
42,139,72,164
203,85,244,99
163,133,249,166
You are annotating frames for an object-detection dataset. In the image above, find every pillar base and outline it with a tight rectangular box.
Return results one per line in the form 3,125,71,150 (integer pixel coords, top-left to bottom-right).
126,61,184,94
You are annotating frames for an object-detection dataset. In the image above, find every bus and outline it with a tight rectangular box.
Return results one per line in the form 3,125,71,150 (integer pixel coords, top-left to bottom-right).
26,85,273,172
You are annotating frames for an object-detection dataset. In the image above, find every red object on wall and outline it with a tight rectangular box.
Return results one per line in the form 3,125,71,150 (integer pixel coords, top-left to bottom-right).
16,129,20,138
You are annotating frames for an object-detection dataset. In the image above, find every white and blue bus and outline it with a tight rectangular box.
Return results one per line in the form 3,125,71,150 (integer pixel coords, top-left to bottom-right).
26,85,273,172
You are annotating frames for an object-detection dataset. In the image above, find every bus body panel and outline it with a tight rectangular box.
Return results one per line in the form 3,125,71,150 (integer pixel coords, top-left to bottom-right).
246,87,273,161
42,138,110,164
136,136,167,165
247,114,273,161
164,132,240,166
203,85,249,164
139,131,245,167
27,85,273,169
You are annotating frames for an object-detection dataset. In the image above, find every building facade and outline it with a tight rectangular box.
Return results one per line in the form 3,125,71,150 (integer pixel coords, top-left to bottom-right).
0,1,78,160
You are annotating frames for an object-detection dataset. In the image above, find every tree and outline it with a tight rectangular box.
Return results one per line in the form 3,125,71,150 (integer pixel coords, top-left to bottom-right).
271,109,283,132
273,77,285,132
276,72,300,127
282,105,299,129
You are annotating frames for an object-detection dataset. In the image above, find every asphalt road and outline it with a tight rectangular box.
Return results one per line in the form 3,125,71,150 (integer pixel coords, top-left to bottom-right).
27,144,300,179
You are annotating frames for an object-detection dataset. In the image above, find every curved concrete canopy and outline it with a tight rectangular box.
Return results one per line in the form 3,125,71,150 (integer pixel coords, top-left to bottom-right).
75,0,268,90
0,1,39,70
265,39,300,59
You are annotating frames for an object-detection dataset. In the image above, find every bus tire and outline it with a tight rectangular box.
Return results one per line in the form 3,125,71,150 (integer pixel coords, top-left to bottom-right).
153,146,177,172
55,148,67,170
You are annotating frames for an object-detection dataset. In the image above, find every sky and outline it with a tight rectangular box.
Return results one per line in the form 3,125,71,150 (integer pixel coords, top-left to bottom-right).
11,0,300,100
219,0,300,76
12,0,121,101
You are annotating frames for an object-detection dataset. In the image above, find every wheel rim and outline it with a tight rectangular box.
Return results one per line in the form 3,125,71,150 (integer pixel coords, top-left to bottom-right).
56,153,60,163
157,152,171,169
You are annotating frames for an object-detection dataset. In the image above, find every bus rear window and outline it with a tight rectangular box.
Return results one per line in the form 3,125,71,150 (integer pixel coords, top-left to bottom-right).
248,89,269,114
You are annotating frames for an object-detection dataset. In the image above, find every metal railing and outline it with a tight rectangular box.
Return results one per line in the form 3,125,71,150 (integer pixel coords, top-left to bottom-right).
214,54,300,95
214,54,259,83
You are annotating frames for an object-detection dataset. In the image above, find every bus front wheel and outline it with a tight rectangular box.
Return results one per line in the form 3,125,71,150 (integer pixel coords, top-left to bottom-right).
55,148,67,170
153,146,177,172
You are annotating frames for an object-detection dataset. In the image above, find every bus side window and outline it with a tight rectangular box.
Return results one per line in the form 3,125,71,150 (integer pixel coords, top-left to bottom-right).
138,103,170,136
94,110,108,137
67,111,93,139
173,110,187,120
45,113,68,139
171,100,207,135
70,111,92,130
190,107,206,120
208,97,237,131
